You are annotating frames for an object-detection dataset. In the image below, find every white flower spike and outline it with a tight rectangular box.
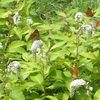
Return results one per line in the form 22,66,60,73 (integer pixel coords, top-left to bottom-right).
7,61,21,78
31,40,43,53
81,24,93,34
74,12,83,22
70,79,86,98
31,40,44,61
70,79,93,98
7,61,21,72
77,24,93,39
13,12,20,25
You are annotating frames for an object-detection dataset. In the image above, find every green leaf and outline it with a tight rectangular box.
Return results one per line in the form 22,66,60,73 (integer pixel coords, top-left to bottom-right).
49,49,67,61
85,62,93,72
0,18,5,25
84,95,92,100
94,89,100,100
93,50,99,58
21,82,37,90
94,6,100,17
50,20,64,31
7,47,26,53
14,27,22,40
56,11,66,17
63,71,71,77
42,96,58,100
48,80,66,89
62,92,69,100
23,1,33,15
51,41,66,50
10,88,25,100
0,0,17,4
7,41,26,52
49,70,65,80
30,73,43,84
0,9,11,18
80,52,96,59
22,53,31,61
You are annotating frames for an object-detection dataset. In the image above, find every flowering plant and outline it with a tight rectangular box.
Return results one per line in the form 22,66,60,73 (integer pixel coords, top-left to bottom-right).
0,0,100,100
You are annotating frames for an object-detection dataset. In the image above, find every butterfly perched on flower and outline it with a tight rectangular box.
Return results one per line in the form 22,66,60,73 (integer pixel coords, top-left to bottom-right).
86,8,95,17
30,29,40,40
70,65,78,79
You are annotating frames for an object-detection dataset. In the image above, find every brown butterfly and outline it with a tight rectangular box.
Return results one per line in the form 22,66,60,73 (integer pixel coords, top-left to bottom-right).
70,65,78,79
91,19,100,30
86,8,95,17
30,29,40,40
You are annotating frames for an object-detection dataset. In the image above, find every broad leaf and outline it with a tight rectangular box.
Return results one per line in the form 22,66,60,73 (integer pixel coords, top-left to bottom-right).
42,96,58,100
7,41,26,52
10,88,25,100
56,11,66,17
94,89,100,100
62,92,69,100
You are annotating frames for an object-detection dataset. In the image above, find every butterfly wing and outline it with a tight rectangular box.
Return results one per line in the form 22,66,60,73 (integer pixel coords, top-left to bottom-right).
30,29,40,40
70,65,78,78
95,21,100,29
91,19,100,30
73,65,78,78
86,8,95,17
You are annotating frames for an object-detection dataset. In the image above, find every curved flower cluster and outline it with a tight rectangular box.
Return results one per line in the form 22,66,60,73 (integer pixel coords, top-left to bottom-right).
7,61,21,72
31,40,43,52
70,79,93,98
13,12,20,25
31,40,45,60
26,18,33,25
81,24,93,34
0,42,3,49
77,24,93,39
74,12,83,22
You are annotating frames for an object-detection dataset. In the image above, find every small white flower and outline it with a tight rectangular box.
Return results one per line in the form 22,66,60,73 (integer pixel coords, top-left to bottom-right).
26,18,33,24
7,61,21,72
89,86,93,91
70,79,86,98
74,12,83,22
0,42,3,49
13,12,20,25
31,40,43,53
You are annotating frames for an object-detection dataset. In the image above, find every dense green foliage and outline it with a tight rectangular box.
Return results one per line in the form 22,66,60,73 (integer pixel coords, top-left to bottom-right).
0,0,100,100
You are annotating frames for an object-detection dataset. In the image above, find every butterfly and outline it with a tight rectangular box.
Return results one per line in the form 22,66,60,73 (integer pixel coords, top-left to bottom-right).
30,29,40,40
70,65,78,79
86,8,95,17
91,19,100,30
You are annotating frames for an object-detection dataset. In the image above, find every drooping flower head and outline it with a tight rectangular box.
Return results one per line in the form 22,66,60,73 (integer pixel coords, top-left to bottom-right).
70,79,93,98
7,61,21,77
77,24,93,39
31,40,43,52
13,12,20,25
81,24,93,34
74,12,83,22
7,61,21,72
31,40,43,60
